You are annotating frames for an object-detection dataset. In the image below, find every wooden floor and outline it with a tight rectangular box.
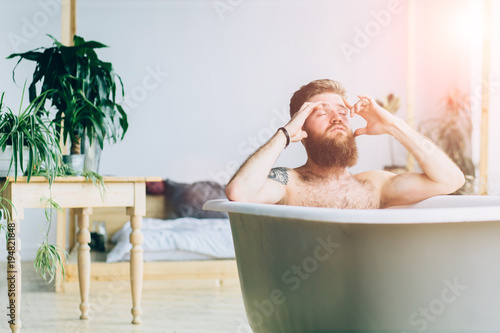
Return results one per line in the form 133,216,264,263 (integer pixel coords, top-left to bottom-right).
0,262,250,333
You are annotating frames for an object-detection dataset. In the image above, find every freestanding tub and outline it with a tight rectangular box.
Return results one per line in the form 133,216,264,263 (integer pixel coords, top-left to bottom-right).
203,195,500,333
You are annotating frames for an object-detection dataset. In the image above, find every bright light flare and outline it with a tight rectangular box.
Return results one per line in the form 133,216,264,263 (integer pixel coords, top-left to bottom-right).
451,0,484,46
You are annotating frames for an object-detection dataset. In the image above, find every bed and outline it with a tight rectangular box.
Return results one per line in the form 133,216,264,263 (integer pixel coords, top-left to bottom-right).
59,179,238,291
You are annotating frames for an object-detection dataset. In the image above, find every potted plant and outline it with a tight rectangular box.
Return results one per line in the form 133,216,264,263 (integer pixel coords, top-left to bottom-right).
419,89,475,194
0,93,28,178
0,88,65,283
0,88,62,182
7,35,128,175
376,93,407,174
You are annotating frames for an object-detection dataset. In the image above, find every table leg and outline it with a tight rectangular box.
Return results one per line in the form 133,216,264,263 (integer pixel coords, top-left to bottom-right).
55,209,67,293
6,219,22,333
69,208,76,251
77,207,92,320
129,215,144,324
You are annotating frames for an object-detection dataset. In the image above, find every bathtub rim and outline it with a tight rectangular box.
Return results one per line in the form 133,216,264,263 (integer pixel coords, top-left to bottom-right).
203,195,500,224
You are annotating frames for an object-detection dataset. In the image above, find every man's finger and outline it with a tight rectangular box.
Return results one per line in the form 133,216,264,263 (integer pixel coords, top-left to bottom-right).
342,97,354,117
353,99,365,114
342,97,353,109
301,101,322,113
305,102,322,118
358,95,375,104
296,102,320,120
294,102,322,125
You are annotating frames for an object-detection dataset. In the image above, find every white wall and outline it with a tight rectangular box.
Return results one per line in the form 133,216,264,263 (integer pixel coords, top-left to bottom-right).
0,0,62,261
76,0,408,182
0,0,495,261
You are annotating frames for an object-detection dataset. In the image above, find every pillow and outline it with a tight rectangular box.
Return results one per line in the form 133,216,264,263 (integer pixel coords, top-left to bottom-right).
146,181,165,195
164,179,228,219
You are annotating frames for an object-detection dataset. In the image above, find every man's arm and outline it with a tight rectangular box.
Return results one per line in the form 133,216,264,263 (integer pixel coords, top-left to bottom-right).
380,118,465,206
225,132,288,204
225,101,323,203
345,95,465,207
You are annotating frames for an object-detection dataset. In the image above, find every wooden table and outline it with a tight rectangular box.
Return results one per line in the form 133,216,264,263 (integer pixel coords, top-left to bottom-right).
1,176,161,333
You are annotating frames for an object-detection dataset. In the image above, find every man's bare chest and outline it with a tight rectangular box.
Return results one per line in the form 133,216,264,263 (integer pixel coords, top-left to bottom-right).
288,178,380,209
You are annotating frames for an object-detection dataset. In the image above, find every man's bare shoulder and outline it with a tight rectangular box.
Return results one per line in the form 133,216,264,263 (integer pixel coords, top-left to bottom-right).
354,170,397,188
268,167,293,185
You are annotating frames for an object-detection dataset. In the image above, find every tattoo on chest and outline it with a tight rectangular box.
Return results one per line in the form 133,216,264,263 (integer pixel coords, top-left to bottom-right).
268,167,289,185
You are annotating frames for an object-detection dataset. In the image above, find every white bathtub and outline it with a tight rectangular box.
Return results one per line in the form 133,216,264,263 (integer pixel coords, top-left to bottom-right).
204,195,500,333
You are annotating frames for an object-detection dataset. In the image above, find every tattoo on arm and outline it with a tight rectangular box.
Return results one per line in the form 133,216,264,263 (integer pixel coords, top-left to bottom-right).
268,167,289,185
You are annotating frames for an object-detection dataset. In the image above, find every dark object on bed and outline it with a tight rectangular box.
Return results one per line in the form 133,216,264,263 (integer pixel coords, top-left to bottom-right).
146,179,228,219
165,180,228,219
146,180,165,195
90,232,107,252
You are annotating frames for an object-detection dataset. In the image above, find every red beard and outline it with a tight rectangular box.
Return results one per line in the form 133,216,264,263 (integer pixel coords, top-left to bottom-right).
303,127,358,168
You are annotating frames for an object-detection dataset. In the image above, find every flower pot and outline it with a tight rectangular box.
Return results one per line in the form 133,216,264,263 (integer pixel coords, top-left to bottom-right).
82,135,101,173
0,146,29,177
62,154,85,176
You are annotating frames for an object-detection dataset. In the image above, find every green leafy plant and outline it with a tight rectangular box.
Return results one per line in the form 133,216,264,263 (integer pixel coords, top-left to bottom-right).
83,169,106,201
34,242,66,284
3,34,122,285
35,195,67,284
0,180,66,284
0,87,62,183
7,35,128,155
0,90,65,283
31,170,106,284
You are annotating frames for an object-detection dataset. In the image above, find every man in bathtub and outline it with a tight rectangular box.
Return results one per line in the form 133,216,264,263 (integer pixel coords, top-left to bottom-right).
225,79,465,209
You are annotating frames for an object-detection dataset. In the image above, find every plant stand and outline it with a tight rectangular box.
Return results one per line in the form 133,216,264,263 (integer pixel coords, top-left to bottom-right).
1,176,160,333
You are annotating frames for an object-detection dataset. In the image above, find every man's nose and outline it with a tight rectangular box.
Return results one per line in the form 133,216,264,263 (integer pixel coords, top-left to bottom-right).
329,111,344,123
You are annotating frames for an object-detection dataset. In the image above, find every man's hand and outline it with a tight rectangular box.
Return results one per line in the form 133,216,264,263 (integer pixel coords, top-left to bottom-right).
343,95,397,137
284,101,323,142
344,95,465,206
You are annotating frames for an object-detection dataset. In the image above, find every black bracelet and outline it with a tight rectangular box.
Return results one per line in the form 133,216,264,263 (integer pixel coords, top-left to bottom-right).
277,127,290,148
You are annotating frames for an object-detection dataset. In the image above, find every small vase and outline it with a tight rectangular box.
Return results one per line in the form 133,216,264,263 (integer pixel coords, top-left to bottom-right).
82,135,101,173
62,154,85,176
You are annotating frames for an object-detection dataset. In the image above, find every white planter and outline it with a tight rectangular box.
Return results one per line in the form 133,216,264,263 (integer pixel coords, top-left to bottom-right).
0,146,29,177
82,135,101,173
62,154,85,176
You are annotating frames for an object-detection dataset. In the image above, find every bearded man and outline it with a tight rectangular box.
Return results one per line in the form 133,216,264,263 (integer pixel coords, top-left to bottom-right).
225,79,465,209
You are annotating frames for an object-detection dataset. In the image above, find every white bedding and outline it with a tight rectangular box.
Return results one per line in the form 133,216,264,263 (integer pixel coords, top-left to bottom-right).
106,217,235,263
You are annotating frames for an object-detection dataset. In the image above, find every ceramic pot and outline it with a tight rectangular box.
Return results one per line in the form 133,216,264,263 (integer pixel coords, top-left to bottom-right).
0,146,29,177
62,154,85,176
82,135,102,173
